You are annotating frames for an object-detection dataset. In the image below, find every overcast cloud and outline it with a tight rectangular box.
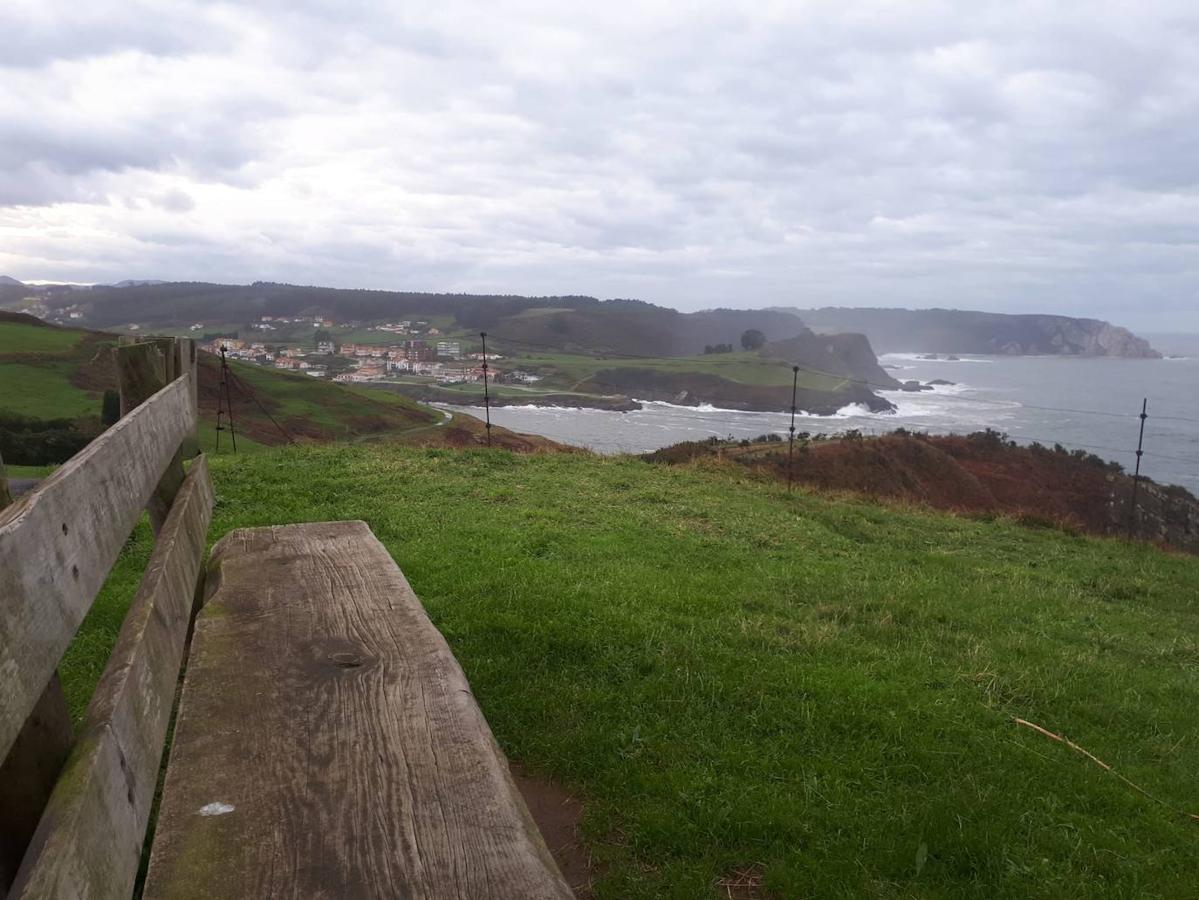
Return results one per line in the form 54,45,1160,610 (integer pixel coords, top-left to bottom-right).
1,0,1197,329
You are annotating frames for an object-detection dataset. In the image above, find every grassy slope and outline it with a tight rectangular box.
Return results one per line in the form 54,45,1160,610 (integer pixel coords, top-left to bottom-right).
0,361,97,418
208,356,427,428
0,317,440,451
0,320,108,419
503,348,844,392
66,445,1199,898
0,321,85,354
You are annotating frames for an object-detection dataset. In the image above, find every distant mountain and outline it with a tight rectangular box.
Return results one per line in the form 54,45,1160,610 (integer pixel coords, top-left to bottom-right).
51,280,815,357
38,280,902,411
781,307,1161,358
110,279,166,288
0,275,24,286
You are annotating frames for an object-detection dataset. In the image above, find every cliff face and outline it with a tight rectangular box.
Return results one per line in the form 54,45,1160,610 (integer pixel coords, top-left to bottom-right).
576,368,895,414
760,331,901,388
785,308,1162,358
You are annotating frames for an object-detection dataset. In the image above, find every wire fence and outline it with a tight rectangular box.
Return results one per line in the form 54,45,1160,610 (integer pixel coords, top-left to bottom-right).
460,331,1199,467
205,332,1196,538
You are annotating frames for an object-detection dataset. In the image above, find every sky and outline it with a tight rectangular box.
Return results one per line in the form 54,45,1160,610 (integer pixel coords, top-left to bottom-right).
1,1,1197,331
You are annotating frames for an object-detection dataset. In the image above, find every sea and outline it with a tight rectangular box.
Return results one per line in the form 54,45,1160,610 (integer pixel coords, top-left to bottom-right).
446,333,1199,493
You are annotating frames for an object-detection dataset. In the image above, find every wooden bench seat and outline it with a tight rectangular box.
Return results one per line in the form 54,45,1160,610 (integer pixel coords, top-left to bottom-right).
1,337,573,899
143,521,572,899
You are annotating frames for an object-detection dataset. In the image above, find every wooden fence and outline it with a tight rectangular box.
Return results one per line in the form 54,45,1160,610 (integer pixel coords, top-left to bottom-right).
0,338,207,895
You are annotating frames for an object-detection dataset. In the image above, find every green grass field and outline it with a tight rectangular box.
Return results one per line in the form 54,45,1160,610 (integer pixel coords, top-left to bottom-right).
0,320,106,419
214,357,437,439
501,348,845,392
64,445,1199,898
2,463,57,478
0,361,99,418
0,321,84,355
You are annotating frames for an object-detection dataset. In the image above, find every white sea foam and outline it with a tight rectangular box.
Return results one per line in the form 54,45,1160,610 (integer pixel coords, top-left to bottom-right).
880,353,994,364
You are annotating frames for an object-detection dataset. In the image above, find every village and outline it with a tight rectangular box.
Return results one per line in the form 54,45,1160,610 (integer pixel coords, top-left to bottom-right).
202,316,541,387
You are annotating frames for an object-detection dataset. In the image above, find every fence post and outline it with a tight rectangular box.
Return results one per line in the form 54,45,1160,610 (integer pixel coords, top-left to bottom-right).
177,338,199,457
0,451,74,892
118,340,188,533
480,332,493,448
1127,398,1148,539
787,366,798,492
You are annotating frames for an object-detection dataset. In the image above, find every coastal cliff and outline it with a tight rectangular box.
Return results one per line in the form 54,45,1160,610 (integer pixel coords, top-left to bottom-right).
785,308,1161,358
760,331,901,388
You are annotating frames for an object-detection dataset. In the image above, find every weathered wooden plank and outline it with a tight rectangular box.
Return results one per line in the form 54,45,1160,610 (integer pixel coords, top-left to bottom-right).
0,673,74,895
143,521,574,900
0,678,73,893
9,458,214,900
0,459,74,894
178,340,200,458
118,342,187,534
0,375,195,763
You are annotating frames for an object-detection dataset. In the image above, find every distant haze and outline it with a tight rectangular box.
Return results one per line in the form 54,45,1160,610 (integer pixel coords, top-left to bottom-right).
2,2,1198,331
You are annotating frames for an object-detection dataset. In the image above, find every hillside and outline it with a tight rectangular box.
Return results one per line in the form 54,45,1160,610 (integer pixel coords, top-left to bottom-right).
787,307,1161,358
65,443,1199,898
401,343,897,415
646,429,1199,555
0,316,560,460
16,281,811,358
6,281,909,412
0,312,118,419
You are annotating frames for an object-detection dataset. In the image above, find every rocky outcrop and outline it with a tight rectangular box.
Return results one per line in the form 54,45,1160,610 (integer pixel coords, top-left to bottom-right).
783,307,1162,358
577,367,895,414
646,429,1197,556
1109,479,1199,554
760,331,900,388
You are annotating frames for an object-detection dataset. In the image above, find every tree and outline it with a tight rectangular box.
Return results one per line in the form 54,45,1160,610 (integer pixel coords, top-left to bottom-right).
740,329,766,351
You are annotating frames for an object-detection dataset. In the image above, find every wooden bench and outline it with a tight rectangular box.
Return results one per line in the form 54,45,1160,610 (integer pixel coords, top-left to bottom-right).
0,338,573,899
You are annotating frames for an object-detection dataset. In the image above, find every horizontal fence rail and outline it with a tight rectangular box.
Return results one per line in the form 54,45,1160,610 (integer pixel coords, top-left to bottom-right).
10,458,214,900
0,375,196,763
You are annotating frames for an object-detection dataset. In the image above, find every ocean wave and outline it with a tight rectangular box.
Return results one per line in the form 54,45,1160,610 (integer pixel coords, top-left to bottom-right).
445,402,595,413
881,353,994,364
633,399,746,414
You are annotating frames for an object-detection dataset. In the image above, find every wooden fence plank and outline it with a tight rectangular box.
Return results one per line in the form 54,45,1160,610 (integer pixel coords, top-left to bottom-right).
9,458,214,900
0,676,74,893
119,342,187,534
178,340,199,458
0,375,195,763
0,453,74,893
143,521,574,899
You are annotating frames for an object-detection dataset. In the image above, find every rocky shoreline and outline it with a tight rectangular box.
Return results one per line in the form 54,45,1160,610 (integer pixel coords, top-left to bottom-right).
370,376,897,416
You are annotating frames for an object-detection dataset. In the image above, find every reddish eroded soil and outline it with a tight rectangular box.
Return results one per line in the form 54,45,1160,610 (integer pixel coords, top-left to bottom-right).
771,432,1118,530
650,431,1199,550
510,764,595,898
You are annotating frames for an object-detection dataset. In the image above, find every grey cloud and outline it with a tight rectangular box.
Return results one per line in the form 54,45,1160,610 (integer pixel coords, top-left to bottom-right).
0,3,230,68
2,1,1198,330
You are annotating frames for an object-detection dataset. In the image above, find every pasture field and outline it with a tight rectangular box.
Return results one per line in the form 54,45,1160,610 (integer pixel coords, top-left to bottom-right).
63,444,1199,898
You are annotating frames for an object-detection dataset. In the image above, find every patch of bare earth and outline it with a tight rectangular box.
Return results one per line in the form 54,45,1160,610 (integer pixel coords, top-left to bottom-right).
510,763,595,898
715,865,774,899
